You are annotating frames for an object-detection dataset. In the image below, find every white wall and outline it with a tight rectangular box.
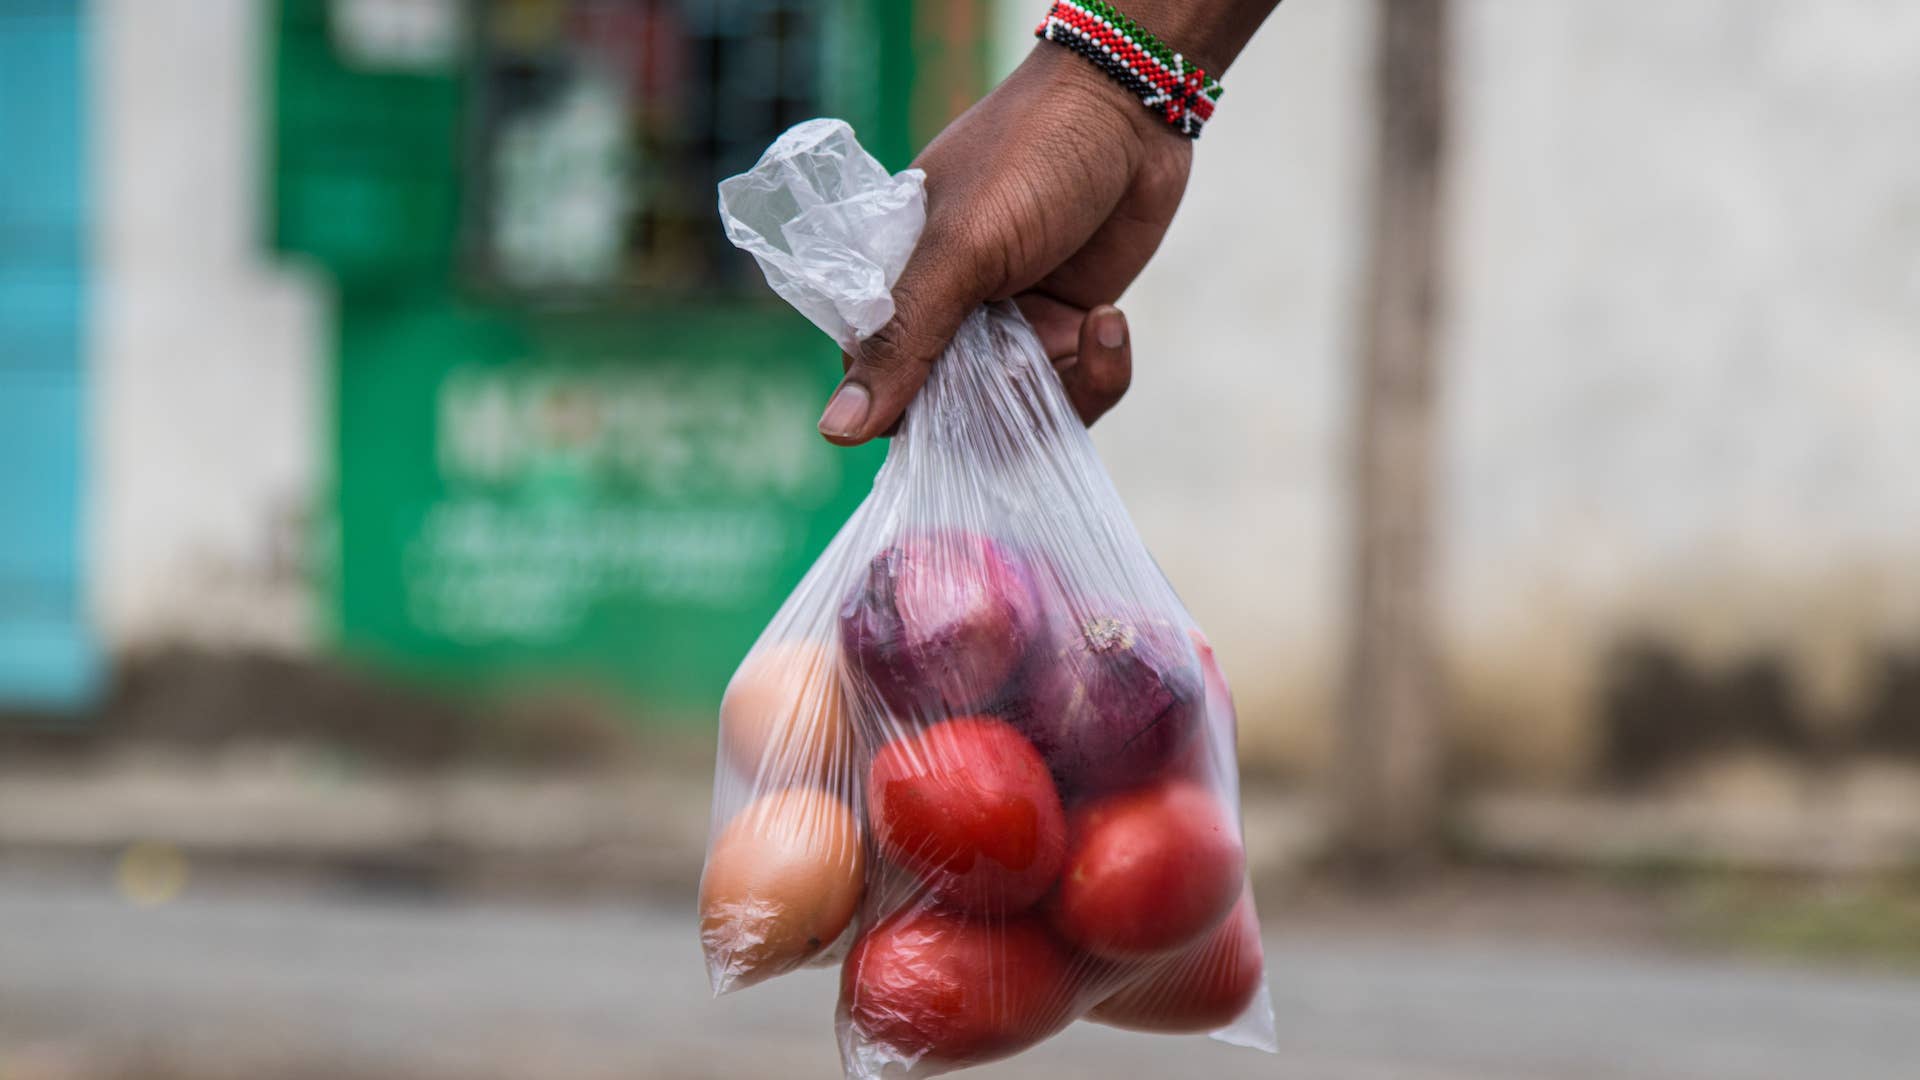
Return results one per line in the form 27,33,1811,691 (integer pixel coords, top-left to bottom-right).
1447,1,1920,606
92,0,325,650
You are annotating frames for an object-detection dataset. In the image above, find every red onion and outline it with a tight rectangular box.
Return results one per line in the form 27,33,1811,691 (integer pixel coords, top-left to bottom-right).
1007,607,1201,794
839,531,1042,718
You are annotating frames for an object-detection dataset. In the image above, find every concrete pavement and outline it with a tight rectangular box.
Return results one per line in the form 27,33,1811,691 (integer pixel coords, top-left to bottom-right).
2,865,1917,1079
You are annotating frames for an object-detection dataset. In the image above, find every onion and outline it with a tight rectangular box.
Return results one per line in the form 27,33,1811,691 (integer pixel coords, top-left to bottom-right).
838,531,1041,718
1007,607,1201,794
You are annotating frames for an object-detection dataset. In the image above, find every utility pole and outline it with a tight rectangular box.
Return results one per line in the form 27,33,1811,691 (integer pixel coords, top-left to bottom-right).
1339,0,1452,874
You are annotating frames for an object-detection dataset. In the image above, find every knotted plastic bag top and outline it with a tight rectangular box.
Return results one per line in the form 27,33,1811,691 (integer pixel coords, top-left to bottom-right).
718,118,927,349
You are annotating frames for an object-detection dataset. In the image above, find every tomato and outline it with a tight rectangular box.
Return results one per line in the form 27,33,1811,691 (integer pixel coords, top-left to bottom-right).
1090,888,1265,1033
842,907,1078,1066
1190,628,1237,745
1050,779,1244,959
868,716,1066,911
1167,628,1237,787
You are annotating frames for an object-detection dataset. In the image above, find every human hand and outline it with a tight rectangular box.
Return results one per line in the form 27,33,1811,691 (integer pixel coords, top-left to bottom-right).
815,45,1196,444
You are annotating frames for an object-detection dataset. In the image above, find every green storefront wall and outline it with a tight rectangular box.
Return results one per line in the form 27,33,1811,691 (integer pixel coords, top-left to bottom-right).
271,0,983,718
331,296,883,712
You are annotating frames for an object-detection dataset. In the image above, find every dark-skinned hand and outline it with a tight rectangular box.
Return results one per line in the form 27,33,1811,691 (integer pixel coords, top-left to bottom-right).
815,46,1195,442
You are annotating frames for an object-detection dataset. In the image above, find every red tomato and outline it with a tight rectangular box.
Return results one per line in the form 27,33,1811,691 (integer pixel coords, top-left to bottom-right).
1168,629,1237,787
1050,779,1244,959
1189,628,1237,743
868,716,1067,911
1090,888,1265,1033
842,907,1078,1066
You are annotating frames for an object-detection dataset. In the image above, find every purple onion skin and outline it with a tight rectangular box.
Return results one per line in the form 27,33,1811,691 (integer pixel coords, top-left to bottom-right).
838,532,1043,719
1005,611,1203,795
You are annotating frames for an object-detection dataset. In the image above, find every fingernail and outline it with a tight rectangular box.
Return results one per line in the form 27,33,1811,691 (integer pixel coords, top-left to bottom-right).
1095,309,1127,350
818,382,871,438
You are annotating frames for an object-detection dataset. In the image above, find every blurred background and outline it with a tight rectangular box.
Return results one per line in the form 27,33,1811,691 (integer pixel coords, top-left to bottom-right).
3,0,1920,1077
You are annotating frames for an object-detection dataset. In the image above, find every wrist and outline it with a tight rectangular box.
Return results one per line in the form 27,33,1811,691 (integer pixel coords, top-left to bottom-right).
1103,0,1267,75
1021,40,1181,152
1033,1,1227,140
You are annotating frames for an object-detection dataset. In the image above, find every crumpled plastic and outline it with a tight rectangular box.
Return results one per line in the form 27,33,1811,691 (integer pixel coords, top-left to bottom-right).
717,119,927,349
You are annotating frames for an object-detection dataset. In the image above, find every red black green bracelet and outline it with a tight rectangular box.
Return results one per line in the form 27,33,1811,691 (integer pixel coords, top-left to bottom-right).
1035,0,1224,139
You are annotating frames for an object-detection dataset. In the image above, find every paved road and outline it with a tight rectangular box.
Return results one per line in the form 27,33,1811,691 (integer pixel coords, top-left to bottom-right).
1,867,1916,1080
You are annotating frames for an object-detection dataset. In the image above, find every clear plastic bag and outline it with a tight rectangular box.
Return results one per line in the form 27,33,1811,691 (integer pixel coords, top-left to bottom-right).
701,119,1277,1078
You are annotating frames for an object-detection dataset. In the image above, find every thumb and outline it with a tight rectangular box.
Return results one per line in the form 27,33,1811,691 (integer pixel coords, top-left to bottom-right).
817,225,989,446
1058,305,1133,427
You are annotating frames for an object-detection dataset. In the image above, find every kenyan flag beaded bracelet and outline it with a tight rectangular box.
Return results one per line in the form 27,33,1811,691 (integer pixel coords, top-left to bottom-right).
1035,0,1225,140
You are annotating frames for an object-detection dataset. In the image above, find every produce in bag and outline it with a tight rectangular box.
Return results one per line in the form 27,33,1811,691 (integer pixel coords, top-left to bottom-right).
700,119,1277,1077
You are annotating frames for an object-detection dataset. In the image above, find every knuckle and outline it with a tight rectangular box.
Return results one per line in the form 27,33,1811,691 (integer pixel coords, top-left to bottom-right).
855,319,914,373
855,313,940,387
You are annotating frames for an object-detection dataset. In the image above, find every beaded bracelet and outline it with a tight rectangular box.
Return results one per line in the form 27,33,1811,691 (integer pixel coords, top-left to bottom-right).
1035,0,1224,139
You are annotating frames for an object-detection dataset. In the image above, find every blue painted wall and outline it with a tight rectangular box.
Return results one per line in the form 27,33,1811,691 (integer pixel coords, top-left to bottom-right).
0,0,98,709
